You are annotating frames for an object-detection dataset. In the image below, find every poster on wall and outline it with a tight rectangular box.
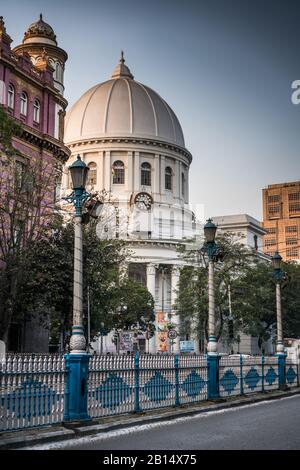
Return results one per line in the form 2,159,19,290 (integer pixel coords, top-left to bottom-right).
156,311,169,352
119,332,133,352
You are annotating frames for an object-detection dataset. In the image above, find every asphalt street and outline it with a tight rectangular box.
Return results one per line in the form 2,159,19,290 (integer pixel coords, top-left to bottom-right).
29,394,300,450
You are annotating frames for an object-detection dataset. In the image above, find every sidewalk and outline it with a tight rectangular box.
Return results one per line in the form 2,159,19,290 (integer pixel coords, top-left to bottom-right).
1,387,300,449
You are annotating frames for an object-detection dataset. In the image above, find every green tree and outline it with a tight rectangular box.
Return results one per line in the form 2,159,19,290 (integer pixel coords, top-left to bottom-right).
232,260,300,348
176,232,256,350
16,219,155,351
0,107,60,343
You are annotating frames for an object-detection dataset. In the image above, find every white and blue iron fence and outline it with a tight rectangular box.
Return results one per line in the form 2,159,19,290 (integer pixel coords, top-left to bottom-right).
0,354,65,432
0,353,298,432
88,354,208,418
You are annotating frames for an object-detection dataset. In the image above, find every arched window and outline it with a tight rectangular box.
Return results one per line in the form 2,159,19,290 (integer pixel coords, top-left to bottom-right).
112,160,125,184
141,162,151,186
165,166,172,190
20,92,28,116
33,99,40,123
87,162,97,186
7,84,15,109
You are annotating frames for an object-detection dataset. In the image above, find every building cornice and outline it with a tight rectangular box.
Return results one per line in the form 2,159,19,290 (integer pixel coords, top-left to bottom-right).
13,43,68,62
0,52,67,108
14,122,70,163
67,136,193,163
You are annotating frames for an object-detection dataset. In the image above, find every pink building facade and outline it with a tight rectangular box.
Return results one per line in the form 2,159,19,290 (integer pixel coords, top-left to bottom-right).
0,15,70,352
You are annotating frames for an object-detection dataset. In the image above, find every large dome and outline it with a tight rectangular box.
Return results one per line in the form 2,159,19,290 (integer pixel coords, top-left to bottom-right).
64,54,185,148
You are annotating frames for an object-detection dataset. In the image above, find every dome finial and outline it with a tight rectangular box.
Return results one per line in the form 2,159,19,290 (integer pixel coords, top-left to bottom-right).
111,51,134,80
40,13,43,21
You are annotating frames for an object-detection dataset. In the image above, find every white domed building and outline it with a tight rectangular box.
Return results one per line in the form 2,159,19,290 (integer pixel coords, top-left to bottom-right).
63,54,200,354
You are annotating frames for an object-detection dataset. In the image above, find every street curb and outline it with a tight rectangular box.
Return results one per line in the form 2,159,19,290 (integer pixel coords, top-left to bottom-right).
1,387,300,449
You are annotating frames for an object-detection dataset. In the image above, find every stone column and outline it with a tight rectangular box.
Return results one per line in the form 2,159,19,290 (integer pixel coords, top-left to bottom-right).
127,151,133,193
104,150,111,191
153,154,160,199
146,263,157,353
160,155,166,195
133,151,140,193
171,265,180,353
98,150,104,191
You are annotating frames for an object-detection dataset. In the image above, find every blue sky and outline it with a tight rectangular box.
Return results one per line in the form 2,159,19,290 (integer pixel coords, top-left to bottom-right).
2,0,300,220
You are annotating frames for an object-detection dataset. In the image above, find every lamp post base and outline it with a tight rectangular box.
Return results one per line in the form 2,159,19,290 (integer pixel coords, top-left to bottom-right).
277,352,288,391
207,335,218,355
64,353,91,422
69,326,87,353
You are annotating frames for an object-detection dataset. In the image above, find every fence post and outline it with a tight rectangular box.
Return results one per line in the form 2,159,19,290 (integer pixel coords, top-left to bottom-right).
134,352,140,413
63,353,90,422
261,353,265,393
207,354,220,399
240,354,244,396
278,354,287,391
174,354,180,407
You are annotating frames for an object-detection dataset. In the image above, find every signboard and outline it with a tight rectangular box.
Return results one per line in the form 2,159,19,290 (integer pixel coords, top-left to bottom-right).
168,329,177,339
119,332,133,351
180,340,195,353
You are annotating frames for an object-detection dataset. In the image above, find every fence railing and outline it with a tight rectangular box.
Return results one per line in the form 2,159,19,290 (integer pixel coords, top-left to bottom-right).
88,354,208,418
0,354,65,432
0,353,299,432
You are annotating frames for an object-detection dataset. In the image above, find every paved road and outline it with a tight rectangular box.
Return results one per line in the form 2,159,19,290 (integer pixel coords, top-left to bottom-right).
31,395,300,450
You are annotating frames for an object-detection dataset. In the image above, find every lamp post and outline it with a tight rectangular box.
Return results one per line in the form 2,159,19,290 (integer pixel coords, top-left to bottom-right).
271,251,288,390
203,218,218,355
67,155,90,353
63,155,91,422
202,218,220,399
272,252,286,355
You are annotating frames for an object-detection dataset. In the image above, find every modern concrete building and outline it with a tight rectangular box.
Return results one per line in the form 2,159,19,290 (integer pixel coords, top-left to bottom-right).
262,181,300,262
212,213,267,254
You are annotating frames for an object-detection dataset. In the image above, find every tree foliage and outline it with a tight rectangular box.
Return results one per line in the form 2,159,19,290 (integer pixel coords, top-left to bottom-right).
177,232,300,351
176,232,255,349
15,219,155,350
0,107,60,342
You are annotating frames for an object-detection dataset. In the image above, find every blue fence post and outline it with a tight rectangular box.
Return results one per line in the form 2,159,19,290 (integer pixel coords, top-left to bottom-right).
261,353,265,393
278,354,287,390
207,354,220,399
63,353,90,422
240,354,244,396
174,354,180,407
63,354,70,422
134,352,140,413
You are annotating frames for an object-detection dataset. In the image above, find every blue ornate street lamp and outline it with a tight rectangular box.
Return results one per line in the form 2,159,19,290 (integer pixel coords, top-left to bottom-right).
64,156,91,353
271,252,285,356
271,251,288,390
203,218,219,355
201,218,223,399
63,155,104,421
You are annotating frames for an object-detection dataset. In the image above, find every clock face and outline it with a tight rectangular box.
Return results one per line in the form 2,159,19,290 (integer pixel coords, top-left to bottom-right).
134,192,153,211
